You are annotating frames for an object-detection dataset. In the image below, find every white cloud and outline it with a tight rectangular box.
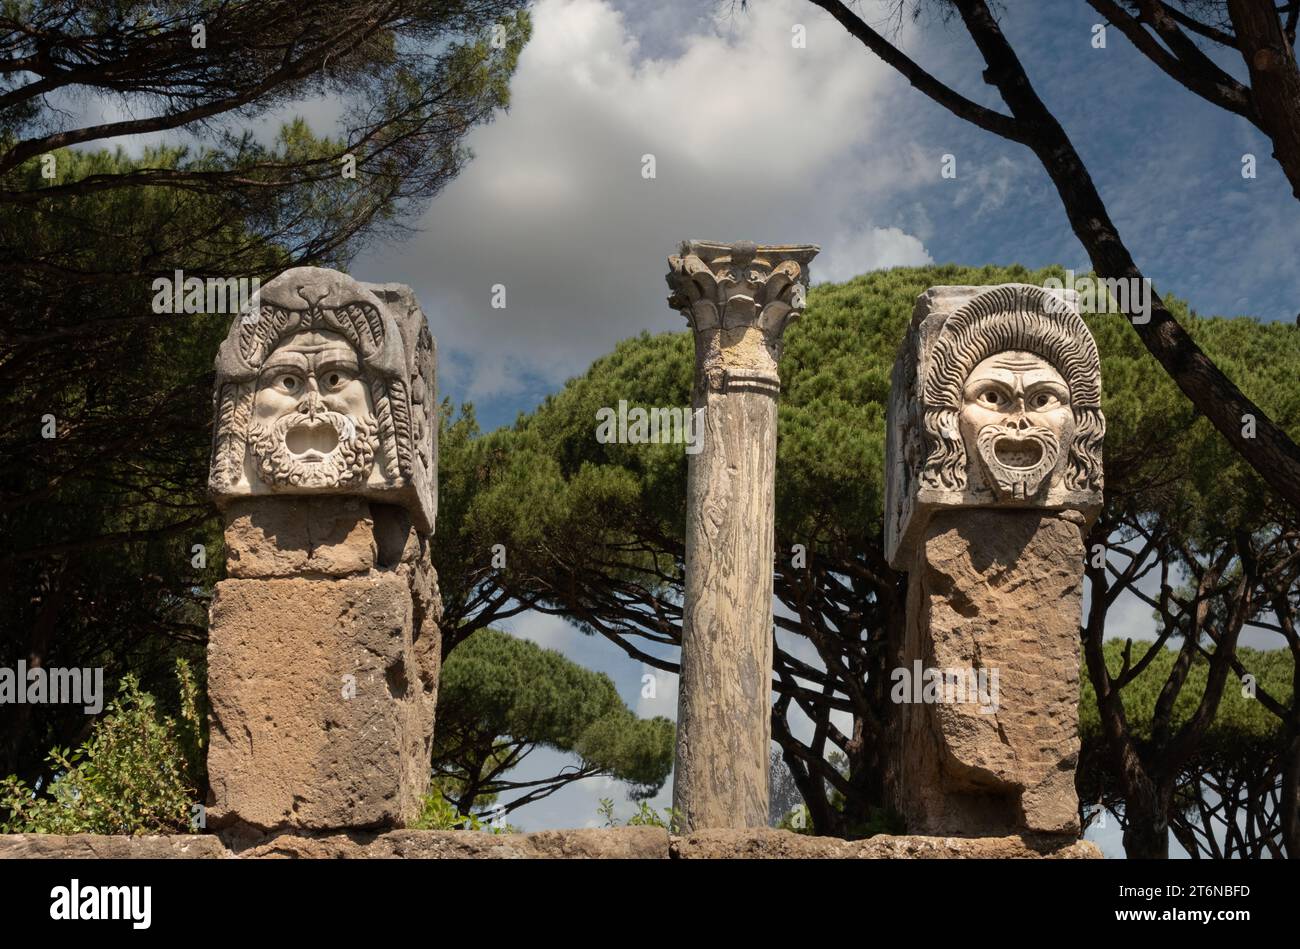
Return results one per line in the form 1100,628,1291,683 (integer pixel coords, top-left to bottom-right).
356,0,932,400
500,609,575,651
816,226,932,284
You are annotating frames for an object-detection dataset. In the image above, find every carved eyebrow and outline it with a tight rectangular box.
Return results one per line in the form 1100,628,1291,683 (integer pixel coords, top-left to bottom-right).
314,353,360,373
261,352,308,372
964,372,1016,389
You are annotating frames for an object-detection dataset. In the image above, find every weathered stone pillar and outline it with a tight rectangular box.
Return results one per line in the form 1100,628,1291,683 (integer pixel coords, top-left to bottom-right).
206,268,441,834
884,284,1105,836
665,240,818,831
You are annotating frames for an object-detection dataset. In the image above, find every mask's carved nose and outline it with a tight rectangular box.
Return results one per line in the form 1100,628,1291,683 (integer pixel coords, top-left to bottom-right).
297,391,325,420
1010,415,1031,431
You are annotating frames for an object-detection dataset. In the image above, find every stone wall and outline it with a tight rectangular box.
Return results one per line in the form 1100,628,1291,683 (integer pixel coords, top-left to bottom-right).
0,828,1101,859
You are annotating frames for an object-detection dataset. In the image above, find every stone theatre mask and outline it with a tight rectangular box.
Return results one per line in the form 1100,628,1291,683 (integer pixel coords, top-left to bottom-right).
957,350,1075,501
208,267,438,532
919,285,1104,502
247,328,378,489
883,283,1105,569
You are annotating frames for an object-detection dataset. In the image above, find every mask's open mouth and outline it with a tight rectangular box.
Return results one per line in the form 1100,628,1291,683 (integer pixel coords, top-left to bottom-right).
992,436,1043,470
285,420,339,461
249,408,375,489
975,423,1062,501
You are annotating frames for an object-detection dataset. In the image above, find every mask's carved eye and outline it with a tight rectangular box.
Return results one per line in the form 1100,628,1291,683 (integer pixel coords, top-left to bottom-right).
1030,391,1058,410
980,390,1003,406
322,369,351,391
281,375,299,392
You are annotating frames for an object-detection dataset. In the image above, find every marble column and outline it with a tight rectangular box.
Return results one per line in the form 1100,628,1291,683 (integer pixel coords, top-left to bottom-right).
665,240,818,831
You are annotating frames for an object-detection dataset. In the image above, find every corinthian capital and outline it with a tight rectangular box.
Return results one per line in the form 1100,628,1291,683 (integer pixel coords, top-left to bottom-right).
666,240,818,391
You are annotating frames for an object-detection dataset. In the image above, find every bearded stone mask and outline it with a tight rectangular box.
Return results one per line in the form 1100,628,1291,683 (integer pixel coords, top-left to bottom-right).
958,351,1075,501
883,284,1105,569
246,329,379,489
208,267,437,532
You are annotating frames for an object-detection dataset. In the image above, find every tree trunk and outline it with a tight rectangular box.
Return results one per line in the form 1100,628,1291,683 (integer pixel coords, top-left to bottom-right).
1228,0,1300,202
1122,783,1173,859
1283,727,1300,858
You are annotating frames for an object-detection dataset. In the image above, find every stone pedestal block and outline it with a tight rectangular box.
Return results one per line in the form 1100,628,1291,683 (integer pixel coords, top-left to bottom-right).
220,496,379,577
207,551,440,831
896,509,1083,835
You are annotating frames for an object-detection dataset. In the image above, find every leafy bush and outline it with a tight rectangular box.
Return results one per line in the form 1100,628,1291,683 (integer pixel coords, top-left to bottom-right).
777,804,813,834
412,777,518,833
596,797,682,832
0,661,204,835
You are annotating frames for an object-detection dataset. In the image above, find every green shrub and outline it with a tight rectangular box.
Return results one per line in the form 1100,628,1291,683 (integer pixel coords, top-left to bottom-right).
412,776,518,833
1,661,203,835
596,797,682,832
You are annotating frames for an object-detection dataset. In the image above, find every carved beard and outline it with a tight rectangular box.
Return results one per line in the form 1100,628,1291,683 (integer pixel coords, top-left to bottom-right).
974,423,1061,501
247,408,378,488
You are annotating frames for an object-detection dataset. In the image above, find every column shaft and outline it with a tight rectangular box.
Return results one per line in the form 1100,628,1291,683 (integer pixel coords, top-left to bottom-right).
676,378,779,829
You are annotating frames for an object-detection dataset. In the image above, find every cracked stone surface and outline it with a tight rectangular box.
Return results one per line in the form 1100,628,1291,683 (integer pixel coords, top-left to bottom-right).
894,508,1084,835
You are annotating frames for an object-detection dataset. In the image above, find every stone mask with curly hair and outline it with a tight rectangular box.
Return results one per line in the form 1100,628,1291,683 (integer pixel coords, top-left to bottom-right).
919,285,1104,501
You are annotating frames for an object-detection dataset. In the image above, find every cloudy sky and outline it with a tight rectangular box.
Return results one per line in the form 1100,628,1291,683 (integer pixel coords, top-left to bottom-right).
71,0,1292,852
359,0,931,417
355,0,1299,433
